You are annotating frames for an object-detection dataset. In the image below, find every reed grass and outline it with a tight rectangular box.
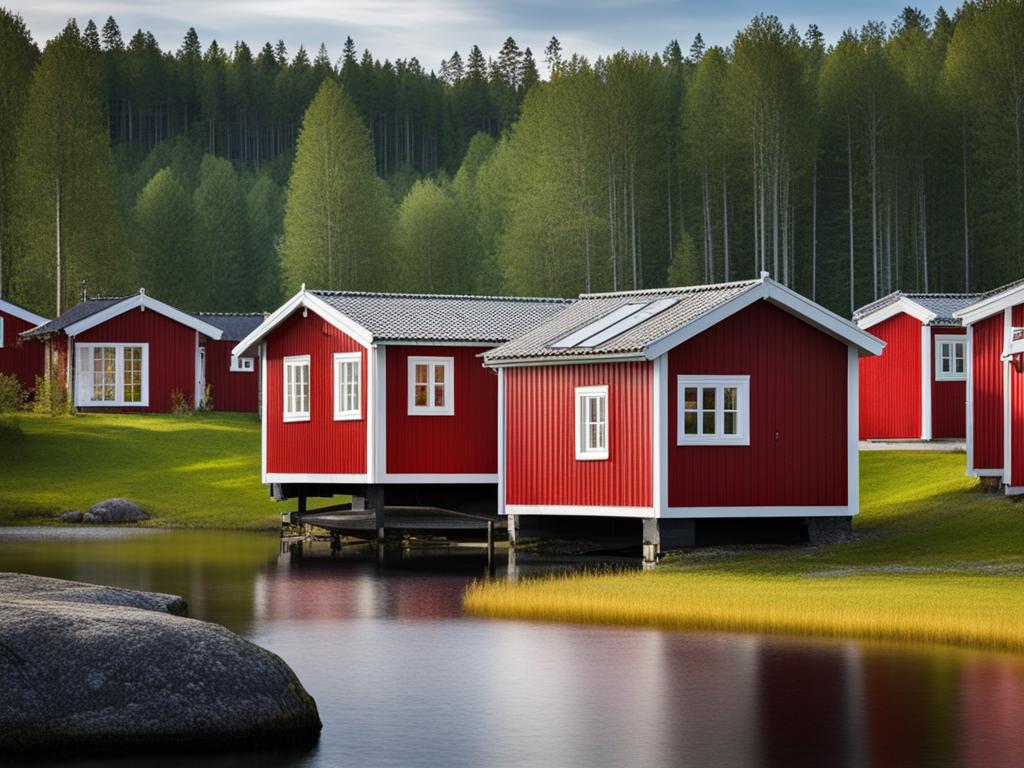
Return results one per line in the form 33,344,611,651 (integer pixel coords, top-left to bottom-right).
464,451,1024,652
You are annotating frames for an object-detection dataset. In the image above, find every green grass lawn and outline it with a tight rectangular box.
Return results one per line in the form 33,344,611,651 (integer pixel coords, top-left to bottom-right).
0,412,280,529
465,451,1024,652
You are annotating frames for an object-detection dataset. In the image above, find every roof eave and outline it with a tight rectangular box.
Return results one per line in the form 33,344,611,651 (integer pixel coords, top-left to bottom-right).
955,283,1024,325
483,351,647,368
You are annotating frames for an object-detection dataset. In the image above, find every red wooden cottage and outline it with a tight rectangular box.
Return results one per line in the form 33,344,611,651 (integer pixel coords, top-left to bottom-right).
854,292,980,441
482,275,884,553
194,313,264,413
232,287,570,514
0,298,48,393
952,279,1024,492
21,290,261,413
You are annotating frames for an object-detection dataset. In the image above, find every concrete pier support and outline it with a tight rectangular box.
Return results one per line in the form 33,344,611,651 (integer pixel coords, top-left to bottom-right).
643,518,696,563
365,485,387,542
506,514,519,547
642,518,660,564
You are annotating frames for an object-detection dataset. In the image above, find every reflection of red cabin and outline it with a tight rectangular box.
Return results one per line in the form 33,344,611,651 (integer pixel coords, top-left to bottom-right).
0,298,48,392
854,293,980,440
233,288,569,505
954,279,1024,492
21,290,262,413
483,276,883,549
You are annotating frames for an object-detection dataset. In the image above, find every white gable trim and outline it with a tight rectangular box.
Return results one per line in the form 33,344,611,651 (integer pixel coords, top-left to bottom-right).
643,278,885,361
64,293,224,340
955,283,1024,326
232,288,374,358
0,299,48,327
855,297,936,329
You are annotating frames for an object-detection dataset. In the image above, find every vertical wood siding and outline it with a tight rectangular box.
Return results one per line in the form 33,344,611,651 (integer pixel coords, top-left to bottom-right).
858,312,922,439
385,344,498,474
1011,305,1024,485
930,326,968,439
204,339,259,413
0,310,45,392
75,307,195,413
505,362,652,507
971,312,1004,471
266,312,367,475
668,300,847,507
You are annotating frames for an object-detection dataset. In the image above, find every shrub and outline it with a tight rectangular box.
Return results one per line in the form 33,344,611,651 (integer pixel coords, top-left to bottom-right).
0,374,25,413
170,389,193,416
32,375,70,415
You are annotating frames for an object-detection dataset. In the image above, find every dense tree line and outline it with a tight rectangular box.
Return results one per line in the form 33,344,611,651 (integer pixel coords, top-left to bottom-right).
3,3,1024,320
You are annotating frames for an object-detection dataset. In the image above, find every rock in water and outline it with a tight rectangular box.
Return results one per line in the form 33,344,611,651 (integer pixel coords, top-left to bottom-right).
0,573,321,755
83,498,149,523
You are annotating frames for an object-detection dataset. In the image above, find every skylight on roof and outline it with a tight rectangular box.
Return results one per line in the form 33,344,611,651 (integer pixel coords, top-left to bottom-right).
552,298,678,349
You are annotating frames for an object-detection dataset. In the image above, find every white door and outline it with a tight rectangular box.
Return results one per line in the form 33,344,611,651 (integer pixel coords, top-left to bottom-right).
195,345,206,408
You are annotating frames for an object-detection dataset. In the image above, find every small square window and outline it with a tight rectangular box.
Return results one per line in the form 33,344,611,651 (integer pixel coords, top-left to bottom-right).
333,352,361,420
231,356,255,372
283,355,310,422
575,385,609,460
677,375,750,446
408,356,454,415
934,336,967,382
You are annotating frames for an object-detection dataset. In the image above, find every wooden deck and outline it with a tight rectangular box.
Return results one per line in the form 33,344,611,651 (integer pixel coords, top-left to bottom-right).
296,505,504,540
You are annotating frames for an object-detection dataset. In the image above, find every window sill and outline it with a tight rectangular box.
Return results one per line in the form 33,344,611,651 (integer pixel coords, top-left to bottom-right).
333,412,362,421
407,408,455,417
576,452,609,461
935,375,967,382
283,414,310,423
76,401,149,408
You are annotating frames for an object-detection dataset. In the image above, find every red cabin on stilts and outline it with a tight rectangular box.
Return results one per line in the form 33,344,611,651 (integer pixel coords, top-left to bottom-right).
854,293,980,441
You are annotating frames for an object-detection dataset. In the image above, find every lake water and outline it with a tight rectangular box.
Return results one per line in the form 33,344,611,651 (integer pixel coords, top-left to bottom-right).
2,527,1023,768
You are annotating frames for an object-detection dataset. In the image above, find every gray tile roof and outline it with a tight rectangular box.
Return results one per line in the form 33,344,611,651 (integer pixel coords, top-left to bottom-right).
853,291,983,326
196,313,264,341
20,298,126,339
483,280,761,364
308,291,573,343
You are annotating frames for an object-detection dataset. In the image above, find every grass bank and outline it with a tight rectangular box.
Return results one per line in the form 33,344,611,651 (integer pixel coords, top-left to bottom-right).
0,412,279,529
465,451,1024,652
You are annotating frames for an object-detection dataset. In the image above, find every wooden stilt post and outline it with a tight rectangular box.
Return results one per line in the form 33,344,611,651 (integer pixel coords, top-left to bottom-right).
368,485,386,543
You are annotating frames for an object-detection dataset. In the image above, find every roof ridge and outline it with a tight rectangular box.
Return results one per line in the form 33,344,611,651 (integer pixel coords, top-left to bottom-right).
579,278,761,299
195,311,265,317
307,289,572,304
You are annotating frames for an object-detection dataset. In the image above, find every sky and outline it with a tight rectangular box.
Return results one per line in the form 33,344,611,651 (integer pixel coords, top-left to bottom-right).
13,1,938,72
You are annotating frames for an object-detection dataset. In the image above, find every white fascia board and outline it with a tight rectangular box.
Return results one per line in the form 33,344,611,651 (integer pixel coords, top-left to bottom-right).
484,352,648,369
64,294,225,340
642,283,765,360
0,299,48,327
855,297,937,329
232,289,375,358
664,505,855,518
955,284,1024,326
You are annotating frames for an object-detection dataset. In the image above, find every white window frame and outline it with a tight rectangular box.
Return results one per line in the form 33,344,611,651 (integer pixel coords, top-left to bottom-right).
407,356,454,416
74,343,150,407
676,375,750,446
0,316,4,348
333,352,362,421
934,335,967,382
282,354,311,422
230,355,255,373
575,385,609,461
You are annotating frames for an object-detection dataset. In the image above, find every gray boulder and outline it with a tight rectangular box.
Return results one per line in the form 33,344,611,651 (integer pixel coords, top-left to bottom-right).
0,573,321,755
83,498,149,523
58,510,83,523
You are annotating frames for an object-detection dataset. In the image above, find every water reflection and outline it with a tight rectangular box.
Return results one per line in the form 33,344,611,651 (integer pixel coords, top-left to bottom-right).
2,528,1024,768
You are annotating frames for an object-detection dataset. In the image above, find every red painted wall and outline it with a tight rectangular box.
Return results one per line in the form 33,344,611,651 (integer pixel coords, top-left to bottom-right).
385,344,498,475
930,326,967,439
505,361,652,507
858,312,921,440
0,309,45,392
74,307,195,413
265,312,367,475
668,301,848,507
204,340,259,413
971,312,1004,472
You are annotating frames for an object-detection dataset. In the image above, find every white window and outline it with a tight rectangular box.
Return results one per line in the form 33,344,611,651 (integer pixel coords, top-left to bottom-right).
408,356,454,415
575,385,609,460
333,352,361,420
283,355,310,422
74,343,149,407
935,336,967,381
677,375,750,446
230,355,254,373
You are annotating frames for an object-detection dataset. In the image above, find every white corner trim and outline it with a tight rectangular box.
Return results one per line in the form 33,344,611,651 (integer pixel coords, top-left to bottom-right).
652,356,667,518
407,355,454,416
1004,308,1013,485
855,297,936,329
265,472,369,484
956,283,1024,325
260,342,268,483
920,326,932,440
232,288,375,358
497,368,506,516
848,345,859,516
966,324,974,475
665,505,855,519
933,333,968,382
0,298,48,327
366,346,378,481
505,504,656,518
64,293,224,340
